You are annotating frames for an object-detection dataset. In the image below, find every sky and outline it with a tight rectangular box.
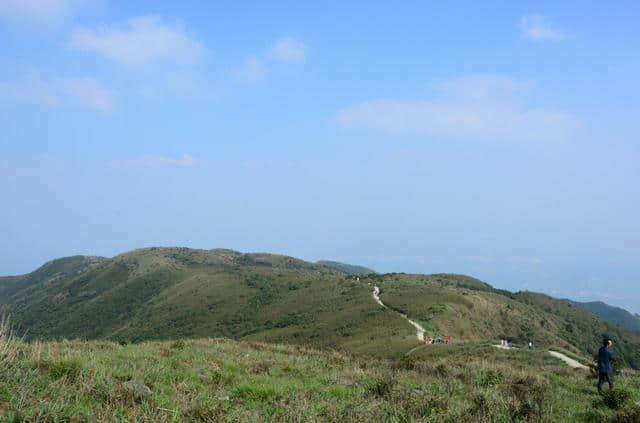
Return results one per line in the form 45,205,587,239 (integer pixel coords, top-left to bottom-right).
1,1,639,312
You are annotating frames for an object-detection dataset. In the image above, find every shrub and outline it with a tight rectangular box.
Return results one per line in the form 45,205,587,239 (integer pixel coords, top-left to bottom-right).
470,393,494,418
403,391,448,418
478,368,503,388
170,340,185,350
364,374,395,398
508,376,548,421
37,359,83,381
187,400,229,422
395,354,417,371
602,389,632,410
250,360,272,375
607,403,640,423
435,363,449,377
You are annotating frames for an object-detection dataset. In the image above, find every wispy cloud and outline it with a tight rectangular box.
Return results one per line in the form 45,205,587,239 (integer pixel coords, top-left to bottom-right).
520,14,564,41
270,37,307,64
0,0,80,26
70,15,206,69
337,74,579,141
112,154,196,168
234,56,267,83
0,73,115,112
235,37,306,83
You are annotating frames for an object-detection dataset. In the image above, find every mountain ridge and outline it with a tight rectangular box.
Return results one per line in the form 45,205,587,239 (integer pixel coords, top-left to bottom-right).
569,300,640,333
2,247,639,368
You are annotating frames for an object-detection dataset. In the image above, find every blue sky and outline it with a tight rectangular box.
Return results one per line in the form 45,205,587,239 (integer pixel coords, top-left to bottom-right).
1,1,639,312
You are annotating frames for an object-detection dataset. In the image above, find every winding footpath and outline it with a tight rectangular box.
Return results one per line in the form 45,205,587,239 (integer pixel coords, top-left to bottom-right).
548,350,589,369
373,285,425,341
372,285,589,369
494,345,588,369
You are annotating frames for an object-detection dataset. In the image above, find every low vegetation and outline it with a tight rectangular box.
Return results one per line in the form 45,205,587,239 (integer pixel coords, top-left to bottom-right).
371,273,640,368
1,327,639,422
3,248,640,421
571,301,640,333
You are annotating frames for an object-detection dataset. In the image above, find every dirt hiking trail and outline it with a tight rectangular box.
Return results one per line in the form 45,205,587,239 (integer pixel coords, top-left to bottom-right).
548,350,589,369
372,285,590,369
373,286,425,341
493,344,589,370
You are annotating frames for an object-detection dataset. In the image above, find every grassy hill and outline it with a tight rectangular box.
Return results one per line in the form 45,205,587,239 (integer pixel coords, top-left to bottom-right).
2,247,640,369
0,248,415,358
368,273,640,368
0,255,105,298
315,260,376,276
1,323,639,422
570,300,640,333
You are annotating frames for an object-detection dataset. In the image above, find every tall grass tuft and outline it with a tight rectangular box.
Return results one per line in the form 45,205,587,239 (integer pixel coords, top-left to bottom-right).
0,315,22,366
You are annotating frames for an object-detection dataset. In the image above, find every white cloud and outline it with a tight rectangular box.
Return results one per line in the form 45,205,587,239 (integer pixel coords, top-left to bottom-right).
70,15,205,69
336,74,579,141
0,0,79,25
235,37,306,84
270,37,306,64
0,73,115,111
234,56,267,83
135,71,209,99
520,14,564,41
113,154,196,168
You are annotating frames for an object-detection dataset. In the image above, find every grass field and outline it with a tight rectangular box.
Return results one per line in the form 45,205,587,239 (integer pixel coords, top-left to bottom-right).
2,320,639,422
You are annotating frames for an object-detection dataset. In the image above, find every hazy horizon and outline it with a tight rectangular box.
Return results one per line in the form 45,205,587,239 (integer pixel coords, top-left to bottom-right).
1,1,639,313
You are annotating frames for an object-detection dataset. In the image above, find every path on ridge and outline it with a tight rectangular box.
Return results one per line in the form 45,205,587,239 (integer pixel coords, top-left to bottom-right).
371,286,590,369
373,285,425,341
493,345,589,369
548,350,589,369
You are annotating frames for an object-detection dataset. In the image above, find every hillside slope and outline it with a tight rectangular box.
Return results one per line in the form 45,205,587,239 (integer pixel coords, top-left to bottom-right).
0,255,105,298
2,247,639,368
370,273,640,368
1,334,639,422
570,300,640,333
316,260,376,276
0,248,414,357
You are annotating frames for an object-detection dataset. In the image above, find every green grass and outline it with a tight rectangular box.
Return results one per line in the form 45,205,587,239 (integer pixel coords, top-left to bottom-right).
370,273,640,368
3,247,640,369
1,328,639,422
0,248,418,358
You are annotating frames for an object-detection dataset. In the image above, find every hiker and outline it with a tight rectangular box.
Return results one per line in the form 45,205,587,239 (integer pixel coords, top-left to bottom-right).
528,341,533,350
597,338,615,393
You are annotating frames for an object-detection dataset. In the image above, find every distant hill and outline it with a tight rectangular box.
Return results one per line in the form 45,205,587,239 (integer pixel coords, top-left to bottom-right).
368,273,640,368
0,255,105,298
316,260,375,276
0,248,415,357
2,247,639,368
569,300,640,333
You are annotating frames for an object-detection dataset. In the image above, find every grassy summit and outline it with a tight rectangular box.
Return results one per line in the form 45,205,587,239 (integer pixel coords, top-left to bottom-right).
1,329,639,422
1,247,639,368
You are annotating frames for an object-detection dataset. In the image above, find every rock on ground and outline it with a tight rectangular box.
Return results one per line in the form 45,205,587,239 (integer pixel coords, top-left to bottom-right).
123,379,152,399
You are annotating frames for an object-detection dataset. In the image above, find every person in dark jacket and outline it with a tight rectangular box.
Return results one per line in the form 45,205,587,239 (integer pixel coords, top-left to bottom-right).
597,338,615,392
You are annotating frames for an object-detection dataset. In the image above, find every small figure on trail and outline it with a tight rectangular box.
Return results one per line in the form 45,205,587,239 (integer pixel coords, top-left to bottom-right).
597,338,615,393
528,341,533,350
